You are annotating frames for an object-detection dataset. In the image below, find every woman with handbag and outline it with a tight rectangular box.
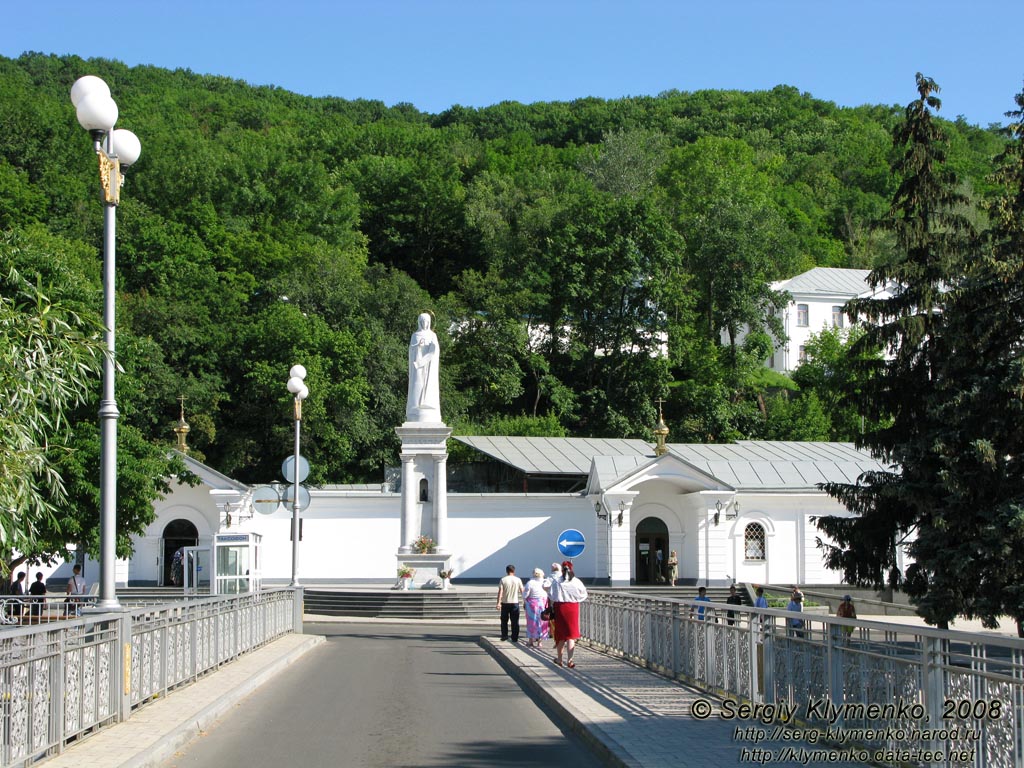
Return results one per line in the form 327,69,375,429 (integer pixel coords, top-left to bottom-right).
549,560,588,668
522,568,549,647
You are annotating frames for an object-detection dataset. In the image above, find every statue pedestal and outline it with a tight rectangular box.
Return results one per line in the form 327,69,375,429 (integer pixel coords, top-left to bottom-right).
397,553,452,589
395,423,452,555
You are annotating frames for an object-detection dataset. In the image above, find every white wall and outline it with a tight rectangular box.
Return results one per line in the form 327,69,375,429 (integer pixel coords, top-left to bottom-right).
133,489,599,584
129,477,859,587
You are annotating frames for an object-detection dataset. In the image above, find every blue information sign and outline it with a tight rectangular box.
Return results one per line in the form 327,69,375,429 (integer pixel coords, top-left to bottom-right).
556,528,586,558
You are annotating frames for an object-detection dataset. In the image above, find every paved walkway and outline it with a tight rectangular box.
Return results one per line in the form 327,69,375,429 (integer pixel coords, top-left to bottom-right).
483,637,863,768
40,633,325,768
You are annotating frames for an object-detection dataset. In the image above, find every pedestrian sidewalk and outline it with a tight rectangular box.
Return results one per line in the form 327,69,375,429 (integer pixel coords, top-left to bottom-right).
41,632,324,768
482,637,863,768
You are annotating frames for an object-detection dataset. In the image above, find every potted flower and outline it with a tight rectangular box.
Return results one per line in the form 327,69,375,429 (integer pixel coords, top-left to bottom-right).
397,565,415,590
438,568,454,590
412,535,435,554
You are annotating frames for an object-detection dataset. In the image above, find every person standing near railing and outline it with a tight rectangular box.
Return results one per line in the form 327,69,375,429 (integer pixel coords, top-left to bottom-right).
786,590,805,638
9,572,26,622
691,586,713,621
28,572,46,623
66,565,87,616
725,584,743,625
835,594,857,641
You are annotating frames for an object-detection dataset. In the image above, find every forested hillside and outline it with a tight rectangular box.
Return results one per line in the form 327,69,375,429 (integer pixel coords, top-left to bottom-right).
0,52,1008,489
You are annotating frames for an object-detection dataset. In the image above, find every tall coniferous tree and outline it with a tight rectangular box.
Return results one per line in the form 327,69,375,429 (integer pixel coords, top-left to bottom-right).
816,75,974,626
921,86,1024,634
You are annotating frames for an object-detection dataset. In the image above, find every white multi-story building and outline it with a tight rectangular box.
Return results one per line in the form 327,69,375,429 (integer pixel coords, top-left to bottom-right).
768,267,888,372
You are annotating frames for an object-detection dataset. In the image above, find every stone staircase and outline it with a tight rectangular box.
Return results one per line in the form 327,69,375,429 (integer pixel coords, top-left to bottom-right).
302,584,751,620
303,589,495,619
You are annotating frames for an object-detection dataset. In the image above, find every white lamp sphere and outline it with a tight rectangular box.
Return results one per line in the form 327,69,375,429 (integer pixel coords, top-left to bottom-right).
70,75,110,107
289,364,307,380
297,385,310,401
76,91,118,131
287,376,305,394
112,129,141,166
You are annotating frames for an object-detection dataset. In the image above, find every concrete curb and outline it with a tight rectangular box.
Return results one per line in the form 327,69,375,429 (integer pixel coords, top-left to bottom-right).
118,633,326,768
480,637,636,768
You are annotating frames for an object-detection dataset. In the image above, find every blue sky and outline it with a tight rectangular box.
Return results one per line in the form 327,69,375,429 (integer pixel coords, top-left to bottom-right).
3,1,1022,127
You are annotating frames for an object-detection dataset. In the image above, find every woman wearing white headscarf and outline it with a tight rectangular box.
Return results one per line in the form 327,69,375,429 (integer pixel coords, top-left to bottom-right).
523,568,549,647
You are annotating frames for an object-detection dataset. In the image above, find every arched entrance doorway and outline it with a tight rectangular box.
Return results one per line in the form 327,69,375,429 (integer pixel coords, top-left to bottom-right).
162,519,198,587
635,516,669,584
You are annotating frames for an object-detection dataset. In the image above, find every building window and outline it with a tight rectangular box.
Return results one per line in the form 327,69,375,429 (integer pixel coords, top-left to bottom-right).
798,346,807,364
796,304,809,327
832,305,844,328
419,478,429,502
744,523,766,561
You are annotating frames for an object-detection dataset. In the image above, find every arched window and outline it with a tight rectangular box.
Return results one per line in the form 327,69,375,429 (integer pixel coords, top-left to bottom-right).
744,523,766,561
419,478,429,502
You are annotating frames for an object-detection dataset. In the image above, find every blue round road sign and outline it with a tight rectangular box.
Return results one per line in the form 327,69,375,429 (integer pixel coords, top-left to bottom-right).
557,528,586,558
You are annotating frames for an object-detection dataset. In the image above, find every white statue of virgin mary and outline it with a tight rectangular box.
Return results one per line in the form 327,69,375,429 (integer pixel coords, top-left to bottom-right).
406,312,441,422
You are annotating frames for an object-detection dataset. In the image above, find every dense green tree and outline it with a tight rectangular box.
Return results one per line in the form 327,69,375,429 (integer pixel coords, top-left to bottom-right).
659,137,794,355
0,227,189,572
907,86,1024,634
0,250,103,570
817,75,976,627
791,325,881,441
0,52,1008,497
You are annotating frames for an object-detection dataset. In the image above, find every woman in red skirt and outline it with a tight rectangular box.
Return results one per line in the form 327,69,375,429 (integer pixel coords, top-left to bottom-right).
549,560,588,668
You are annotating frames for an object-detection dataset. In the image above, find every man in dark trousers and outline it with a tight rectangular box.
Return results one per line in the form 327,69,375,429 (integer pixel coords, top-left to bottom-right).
28,572,46,623
496,564,523,642
9,572,26,621
726,583,743,625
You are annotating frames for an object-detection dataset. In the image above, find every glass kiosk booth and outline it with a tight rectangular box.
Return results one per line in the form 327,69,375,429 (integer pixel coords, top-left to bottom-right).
182,532,262,595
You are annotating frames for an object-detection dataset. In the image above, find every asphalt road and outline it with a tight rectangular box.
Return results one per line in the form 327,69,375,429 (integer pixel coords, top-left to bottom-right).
159,622,596,768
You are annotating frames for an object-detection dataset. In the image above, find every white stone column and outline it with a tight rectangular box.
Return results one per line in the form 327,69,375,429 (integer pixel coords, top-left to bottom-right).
433,455,448,553
399,455,415,553
608,501,632,587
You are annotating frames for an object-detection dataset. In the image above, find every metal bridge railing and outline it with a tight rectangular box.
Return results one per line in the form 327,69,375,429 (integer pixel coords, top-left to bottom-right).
0,588,301,767
582,592,1024,768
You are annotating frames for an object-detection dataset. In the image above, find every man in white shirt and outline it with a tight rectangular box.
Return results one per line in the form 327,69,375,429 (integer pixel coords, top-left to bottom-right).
496,565,523,642
66,564,86,616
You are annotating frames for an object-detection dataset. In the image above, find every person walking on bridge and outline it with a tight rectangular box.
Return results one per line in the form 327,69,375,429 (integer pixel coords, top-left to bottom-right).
523,568,549,647
497,565,523,642
550,561,587,668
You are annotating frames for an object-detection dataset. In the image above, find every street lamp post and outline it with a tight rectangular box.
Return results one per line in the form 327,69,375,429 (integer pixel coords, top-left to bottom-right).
286,365,309,586
70,76,142,612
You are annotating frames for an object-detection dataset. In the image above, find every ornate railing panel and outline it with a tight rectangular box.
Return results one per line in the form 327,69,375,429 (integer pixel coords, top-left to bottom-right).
582,592,1024,768
0,588,298,767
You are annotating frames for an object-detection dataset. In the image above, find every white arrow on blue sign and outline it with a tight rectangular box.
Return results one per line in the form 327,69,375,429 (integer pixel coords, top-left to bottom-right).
557,528,586,558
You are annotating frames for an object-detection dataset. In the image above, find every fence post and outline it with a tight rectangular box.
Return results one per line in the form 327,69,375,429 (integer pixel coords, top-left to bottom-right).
671,602,681,678
922,635,944,756
54,626,66,754
762,629,775,704
119,610,132,721
644,599,653,663
292,586,304,634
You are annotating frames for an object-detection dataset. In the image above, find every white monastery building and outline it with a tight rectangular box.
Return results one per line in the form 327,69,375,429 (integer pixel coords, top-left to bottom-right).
767,267,888,372
110,311,889,591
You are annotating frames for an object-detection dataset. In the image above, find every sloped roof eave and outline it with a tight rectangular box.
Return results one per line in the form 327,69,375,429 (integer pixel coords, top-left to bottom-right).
586,451,736,495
